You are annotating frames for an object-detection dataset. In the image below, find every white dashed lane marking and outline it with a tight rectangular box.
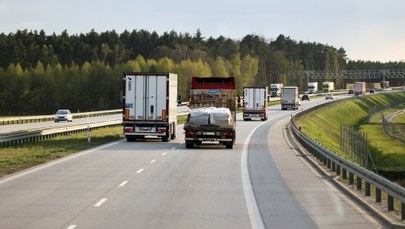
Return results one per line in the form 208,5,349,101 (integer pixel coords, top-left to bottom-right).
94,198,108,207
118,181,128,187
136,168,144,174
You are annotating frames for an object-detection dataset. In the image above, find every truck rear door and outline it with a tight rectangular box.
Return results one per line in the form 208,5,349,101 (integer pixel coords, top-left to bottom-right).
146,74,167,121
124,74,136,120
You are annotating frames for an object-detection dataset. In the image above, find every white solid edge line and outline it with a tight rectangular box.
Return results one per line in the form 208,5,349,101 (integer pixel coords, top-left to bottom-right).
241,113,288,229
0,140,124,185
66,225,77,229
94,198,108,207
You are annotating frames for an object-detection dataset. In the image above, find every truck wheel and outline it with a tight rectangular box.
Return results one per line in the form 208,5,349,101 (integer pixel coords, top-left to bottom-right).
162,134,170,142
226,142,233,149
126,136,135,142
185,141,194,148
170,124,176,139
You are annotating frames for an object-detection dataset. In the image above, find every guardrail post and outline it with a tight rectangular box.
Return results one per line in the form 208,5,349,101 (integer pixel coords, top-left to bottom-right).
402,203,405,220
336,164,340,176
357,177,362,190
388,195,394,211
342,168,347,180
331,162,335,172
375,187,381,203
349,172,354,185
365,182,370,196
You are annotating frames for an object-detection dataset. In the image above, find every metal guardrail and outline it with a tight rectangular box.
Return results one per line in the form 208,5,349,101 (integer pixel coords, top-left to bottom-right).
290,102,405,223
0,109,122,125
0,120,122,147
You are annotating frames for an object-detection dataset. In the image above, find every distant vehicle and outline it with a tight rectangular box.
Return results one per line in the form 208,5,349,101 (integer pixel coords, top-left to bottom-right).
270,83,283,97
348,89,354,94
354,82,366,95
281,86,300,110
380,80,389,89
301,94,310,101
322,82,334,92
243,87,268,121
307,82,318,94
370,89,376,93
325,93,334,100
54,109,72,122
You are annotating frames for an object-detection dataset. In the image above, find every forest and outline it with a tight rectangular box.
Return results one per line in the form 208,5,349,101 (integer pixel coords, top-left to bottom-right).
0,29,404,115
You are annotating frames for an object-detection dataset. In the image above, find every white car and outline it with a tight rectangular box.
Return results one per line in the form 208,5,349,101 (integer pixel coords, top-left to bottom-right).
54,109,73,122
325,93,334,100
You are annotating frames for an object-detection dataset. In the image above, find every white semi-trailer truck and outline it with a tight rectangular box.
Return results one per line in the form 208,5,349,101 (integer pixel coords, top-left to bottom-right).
270,83,283,97
243,87,268,121
123,72,178,142
307,82,318,94
281,86,300,110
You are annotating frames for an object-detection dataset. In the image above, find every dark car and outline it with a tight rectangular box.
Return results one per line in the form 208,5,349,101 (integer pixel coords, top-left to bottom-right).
370,89,376,93
348,89,354,94
301,94,310,101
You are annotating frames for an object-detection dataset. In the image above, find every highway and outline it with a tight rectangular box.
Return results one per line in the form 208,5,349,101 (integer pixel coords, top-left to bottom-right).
0,95,383,229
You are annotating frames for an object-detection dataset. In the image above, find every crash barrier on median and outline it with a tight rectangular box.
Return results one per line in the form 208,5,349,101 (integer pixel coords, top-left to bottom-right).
290,102,405,223
0,120,122,147
0,109,122,125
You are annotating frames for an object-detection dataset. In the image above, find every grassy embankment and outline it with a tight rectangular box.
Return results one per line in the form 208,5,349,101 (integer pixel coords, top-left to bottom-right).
294,92,405,178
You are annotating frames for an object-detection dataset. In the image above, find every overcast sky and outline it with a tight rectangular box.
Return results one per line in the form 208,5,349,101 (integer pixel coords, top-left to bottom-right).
0,0,404,62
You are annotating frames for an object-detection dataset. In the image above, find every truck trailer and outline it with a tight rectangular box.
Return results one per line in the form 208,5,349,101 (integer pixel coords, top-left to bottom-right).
281,86,300,110
307,82,318,94
123,72,178,142
243,87,268,121
322,81,334,92
354,82,366,95
184,77,236,149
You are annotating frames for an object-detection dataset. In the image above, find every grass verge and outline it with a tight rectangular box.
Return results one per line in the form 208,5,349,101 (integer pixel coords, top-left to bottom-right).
0,126,123,177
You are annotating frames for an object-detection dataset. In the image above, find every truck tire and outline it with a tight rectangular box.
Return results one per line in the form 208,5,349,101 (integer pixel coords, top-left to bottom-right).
162,134,170,142
225,142,233,149
170,123,176,140
185,141,194,148
126,136,135,142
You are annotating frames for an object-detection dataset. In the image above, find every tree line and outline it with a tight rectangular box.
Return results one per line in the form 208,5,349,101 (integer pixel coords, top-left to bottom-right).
0,29,404,115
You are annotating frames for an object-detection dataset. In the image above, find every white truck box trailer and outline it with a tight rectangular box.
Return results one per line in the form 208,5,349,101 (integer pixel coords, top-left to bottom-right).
243,87,268,121
354,82,366,95
270,83,283,97
281,86,299,110
322,81,334,92
307,82,318,94
123,72,177,142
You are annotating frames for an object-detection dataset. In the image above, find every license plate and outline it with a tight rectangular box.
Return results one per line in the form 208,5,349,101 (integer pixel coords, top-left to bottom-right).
136,127,155,132
203,132,215,135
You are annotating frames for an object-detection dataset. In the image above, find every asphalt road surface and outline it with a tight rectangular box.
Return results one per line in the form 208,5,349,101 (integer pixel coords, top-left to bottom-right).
0,95,382,229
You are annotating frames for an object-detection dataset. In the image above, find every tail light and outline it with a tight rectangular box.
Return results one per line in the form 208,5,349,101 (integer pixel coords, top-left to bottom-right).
158,127,166,133
185,130,194,136
125,127,134,132
223,131,234,137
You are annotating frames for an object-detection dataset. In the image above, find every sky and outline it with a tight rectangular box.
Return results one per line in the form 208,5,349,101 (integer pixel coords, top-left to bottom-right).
0,0,404,63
